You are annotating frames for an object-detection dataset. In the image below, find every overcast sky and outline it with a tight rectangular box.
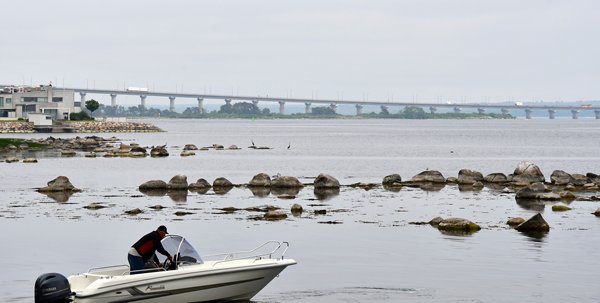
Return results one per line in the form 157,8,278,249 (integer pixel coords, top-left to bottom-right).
1,0,599,104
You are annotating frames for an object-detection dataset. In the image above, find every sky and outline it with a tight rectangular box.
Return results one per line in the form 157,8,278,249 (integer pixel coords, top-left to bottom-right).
1,0,599,105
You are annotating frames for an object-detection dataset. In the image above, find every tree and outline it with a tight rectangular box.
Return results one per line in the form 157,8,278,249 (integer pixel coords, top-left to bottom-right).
401,106,429,119
85,99,100,117
311,106,336,115
232,102,261,115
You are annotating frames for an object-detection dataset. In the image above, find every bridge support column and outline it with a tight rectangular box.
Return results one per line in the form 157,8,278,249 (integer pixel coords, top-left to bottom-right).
548,109,556,119
595,110,600,119
197,97,204,113
330,103,337,113
453,107,461,113
169,96,176,112
279,101,285,114
380,105,388,114
252,100,259,106
571,110,579,119
224,98,232,105
501,108,509,115
477,108,485,115
429,106,437,114
79,92,86,105
355,104,363,115
140,95,147,108
305,102,311,114
110,94,117,107
525,109,532,119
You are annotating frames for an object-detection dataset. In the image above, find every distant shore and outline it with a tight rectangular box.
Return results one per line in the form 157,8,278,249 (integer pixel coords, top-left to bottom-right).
0,120,162,133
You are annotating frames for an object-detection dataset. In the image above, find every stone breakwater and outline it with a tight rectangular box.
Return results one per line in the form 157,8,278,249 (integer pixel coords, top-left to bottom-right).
0,121,34,133
66,121,162,132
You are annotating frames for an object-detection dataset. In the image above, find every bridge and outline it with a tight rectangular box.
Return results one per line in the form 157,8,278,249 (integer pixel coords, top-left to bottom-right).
68,87,600,119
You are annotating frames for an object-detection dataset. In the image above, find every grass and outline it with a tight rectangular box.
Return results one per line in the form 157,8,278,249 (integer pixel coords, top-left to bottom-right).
0,138,47,149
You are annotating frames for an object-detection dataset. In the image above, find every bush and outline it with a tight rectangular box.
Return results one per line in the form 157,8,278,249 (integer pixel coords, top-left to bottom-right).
69,111,92,121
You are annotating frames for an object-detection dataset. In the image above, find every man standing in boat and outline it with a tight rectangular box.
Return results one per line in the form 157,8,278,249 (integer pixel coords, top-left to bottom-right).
128,225,173,274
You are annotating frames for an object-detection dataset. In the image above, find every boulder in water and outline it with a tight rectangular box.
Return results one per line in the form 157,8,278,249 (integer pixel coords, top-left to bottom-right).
516,213,550,232
168,175,188,190
139,180,168,190
271,176,304,188
457,169,484,184
248,173,271,187
510,161,545,184
313,173,340,189
38,176,81,192
411,170,445,183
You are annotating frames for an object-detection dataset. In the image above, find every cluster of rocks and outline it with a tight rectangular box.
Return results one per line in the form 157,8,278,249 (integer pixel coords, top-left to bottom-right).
0,121,34,133
67,121,162,133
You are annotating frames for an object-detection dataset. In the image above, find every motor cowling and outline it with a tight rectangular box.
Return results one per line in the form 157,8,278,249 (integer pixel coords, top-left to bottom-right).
34,273,72,303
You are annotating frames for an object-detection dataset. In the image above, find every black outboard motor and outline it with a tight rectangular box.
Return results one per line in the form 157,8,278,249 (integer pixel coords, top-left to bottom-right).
34,273,72,303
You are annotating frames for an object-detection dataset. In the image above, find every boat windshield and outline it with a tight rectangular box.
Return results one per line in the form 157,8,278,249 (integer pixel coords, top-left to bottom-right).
159,235,203,264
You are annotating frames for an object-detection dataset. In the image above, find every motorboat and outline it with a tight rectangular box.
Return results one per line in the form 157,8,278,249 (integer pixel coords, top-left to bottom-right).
35,236,296,303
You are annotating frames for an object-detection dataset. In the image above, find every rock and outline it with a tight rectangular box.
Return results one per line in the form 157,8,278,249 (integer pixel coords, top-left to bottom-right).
180,151,195,157
183,144,198,150
150,146,169,157
594,208,600,216
506,217,525,227
248,173,271,187
277,194,296,199
559,191,576,200
271,176,304,188
22,158,38,163
411,170,445,183
19,144,29,150
437,218,481,232
213,177,233,188
130,146,147,154
139,180,168,190
130,152,146,158
516,213,550,232
571,174,588,186
199,147,209,151
212,144,224,150
457,169,484,184
148,205,165,210
5,157,19,163
264,211,287,221
382,174,402,185
174,211,194,216
38,176,81,192
83,203,107,210
313,173,340,188
510,161,545,183
291,203,303,215
552,205,571,211
587,173,600,185
515,182,560,200
189,178,212,190
228,145,240,150
551,170,572,185
7,144,17,150
84,152,96,158
428,217,444,226
61,149,76,157
167,175,188,190
446,177,458,183
125,208,143,215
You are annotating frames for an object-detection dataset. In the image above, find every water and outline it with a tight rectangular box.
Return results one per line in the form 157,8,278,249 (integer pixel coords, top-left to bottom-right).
1,118,599,302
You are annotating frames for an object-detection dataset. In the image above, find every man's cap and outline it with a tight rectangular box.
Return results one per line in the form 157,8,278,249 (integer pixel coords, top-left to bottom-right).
157,225,168,234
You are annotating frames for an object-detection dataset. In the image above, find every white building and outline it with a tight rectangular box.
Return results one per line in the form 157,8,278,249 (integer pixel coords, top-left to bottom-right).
0,85,81,120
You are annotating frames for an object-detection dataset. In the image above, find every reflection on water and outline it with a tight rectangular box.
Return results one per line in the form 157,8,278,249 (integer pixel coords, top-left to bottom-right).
39,191,75,203
271,187,301,196
515,199,546,211
313,188,340,200
139,188,167,197
519,230,548,241
249,187,271,197
255,286,421,303
213,186,233,195
167,190,188,203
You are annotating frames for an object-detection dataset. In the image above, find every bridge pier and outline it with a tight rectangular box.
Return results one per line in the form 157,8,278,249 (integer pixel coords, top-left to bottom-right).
477,108,485,115
169,96,176,112
429,106,437,114
453,107,461,113
110,94,117,107
140,95,147,108
548,109,556,119
279,101,285,114
305,102,311,114
501,108,509,115
355,104,363,115
224,98,232,106
525,109,532,119
571,110,579,119
252,100,259,106
197,97,204,113
79,92,86,105
330,103,337,113
380,105,388,114
595,110,600,119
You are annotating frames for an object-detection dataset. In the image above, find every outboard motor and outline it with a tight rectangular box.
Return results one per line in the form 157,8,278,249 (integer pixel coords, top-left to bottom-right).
34,273,72,303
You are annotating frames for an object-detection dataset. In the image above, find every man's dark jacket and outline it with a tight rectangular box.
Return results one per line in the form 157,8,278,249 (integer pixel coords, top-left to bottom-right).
132,231,171,263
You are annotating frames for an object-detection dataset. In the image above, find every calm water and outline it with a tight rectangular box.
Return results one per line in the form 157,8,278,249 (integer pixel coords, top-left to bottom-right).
1,118,599,302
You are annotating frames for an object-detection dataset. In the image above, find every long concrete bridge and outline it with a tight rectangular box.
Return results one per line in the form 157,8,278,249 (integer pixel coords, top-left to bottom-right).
68,87,600,119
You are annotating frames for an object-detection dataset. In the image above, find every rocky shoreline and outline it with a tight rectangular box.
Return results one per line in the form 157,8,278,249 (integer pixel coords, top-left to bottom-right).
0,121,161,133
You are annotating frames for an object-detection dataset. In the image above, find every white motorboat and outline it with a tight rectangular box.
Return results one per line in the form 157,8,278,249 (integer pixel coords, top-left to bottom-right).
35,236,296,303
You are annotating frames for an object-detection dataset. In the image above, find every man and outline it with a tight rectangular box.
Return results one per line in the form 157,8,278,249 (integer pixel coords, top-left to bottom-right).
128,225,173,274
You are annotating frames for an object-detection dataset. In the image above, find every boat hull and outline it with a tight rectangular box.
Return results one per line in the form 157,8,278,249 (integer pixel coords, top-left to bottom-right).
71,260,295,303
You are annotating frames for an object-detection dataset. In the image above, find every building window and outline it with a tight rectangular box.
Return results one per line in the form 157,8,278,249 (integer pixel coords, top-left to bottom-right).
22,97,48,103
52,97,63,102
6,98,11,104
0,97,3,106
74,102,81,107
